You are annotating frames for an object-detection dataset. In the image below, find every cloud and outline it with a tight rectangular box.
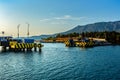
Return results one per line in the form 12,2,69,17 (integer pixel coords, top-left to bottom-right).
51,21,68,25
39,15,87,25
40,15,86,21
54,15,71,20
39,19,50,22
53,15,85,21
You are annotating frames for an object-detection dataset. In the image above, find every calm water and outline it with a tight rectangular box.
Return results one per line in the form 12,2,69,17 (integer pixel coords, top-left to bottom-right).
0,43,120,80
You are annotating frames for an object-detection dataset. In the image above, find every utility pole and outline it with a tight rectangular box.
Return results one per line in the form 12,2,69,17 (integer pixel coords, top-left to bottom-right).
17,24,20,38
26,23,29,38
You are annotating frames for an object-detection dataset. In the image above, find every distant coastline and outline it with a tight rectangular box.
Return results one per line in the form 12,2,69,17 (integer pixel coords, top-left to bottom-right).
31,20,120,41
41,31,120,45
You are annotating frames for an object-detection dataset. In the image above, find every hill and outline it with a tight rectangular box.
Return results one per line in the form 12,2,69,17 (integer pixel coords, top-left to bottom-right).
61,21,120,34
31,21,120,40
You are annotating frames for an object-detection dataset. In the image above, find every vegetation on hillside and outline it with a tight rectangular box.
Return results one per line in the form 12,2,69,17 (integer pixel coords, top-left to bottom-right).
56,32,79,38
43,31,120,44
81,31,120,44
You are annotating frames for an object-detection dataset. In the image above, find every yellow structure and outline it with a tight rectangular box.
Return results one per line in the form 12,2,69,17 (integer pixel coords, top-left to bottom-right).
9,41,43,51
75,41,94,47
65,40,95,47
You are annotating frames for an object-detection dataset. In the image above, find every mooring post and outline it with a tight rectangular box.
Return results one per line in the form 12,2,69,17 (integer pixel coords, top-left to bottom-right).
37,43,42,52
23,48,25,52
9,46,12,51
39,48,41,52
34,47,37,51
3,46,7,52
34,43,37,51
1,46,6,52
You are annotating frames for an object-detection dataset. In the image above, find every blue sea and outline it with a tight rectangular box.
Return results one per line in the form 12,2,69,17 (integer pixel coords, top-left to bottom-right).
0,43,120,80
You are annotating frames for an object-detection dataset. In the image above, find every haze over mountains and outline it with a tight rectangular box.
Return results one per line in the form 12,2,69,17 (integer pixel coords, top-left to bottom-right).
31,21,120,39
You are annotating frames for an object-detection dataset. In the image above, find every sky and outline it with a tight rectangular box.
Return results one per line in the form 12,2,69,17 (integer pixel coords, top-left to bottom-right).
0,0,120,37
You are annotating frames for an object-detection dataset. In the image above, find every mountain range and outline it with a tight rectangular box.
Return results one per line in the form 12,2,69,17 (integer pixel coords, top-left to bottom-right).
31,21,120,40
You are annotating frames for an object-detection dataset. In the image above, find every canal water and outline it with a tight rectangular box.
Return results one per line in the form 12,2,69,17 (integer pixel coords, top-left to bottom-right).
0,43,120,80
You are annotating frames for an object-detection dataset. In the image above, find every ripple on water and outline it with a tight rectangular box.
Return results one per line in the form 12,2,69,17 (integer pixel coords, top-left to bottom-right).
0,43,120,80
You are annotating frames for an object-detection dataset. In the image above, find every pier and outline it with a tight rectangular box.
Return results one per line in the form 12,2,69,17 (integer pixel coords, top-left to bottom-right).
64,38,111,47
0,36,43,52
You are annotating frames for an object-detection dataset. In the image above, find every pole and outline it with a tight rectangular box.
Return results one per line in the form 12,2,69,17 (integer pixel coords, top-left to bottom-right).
17,24,20,38
26,23,29,38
